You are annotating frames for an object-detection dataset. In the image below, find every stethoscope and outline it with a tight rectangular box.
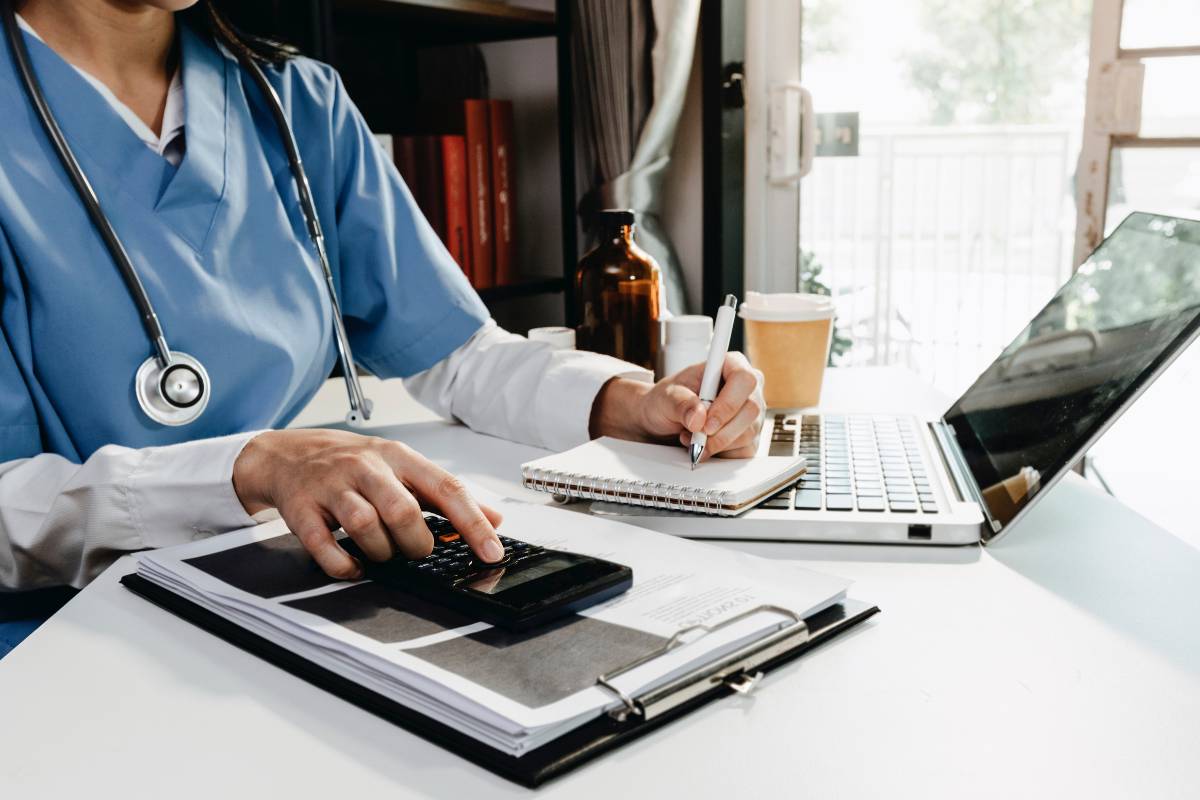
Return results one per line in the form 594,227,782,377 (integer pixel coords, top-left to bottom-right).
1,5,373,427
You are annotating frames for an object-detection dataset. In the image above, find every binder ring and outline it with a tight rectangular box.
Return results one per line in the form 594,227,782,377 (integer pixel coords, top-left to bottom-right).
595,604,807,722
595,677,640,721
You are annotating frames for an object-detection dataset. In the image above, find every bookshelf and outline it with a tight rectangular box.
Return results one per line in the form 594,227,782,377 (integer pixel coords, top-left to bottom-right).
335,0,555,42
476,276,566,302
219,0,577,333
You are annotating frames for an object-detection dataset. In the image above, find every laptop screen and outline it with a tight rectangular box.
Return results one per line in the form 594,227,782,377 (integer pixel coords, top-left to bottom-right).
943,213,1200,533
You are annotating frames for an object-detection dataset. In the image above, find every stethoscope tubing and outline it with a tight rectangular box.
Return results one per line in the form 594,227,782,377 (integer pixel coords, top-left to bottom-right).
2,1,172,369
232,47,373,422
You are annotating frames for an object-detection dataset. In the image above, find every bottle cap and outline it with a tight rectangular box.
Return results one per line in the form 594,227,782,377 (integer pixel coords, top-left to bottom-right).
663,315,714,345
528,327,576,350
597,209,636,226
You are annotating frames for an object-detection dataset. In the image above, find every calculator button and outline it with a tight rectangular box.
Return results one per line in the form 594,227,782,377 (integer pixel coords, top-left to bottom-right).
437,533,461,543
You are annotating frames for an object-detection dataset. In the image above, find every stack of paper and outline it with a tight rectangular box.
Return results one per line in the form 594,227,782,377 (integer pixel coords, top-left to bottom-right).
135,485,850,756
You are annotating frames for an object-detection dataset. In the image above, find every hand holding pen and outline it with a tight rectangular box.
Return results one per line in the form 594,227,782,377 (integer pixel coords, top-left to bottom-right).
588,294,764,461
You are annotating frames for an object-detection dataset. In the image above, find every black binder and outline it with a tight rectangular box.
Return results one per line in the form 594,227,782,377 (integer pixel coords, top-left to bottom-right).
121,573,878,788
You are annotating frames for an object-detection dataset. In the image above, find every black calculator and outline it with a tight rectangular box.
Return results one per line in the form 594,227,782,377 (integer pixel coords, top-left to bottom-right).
342,514,633,631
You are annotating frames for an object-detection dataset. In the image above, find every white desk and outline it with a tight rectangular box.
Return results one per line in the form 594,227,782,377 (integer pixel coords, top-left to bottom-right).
3,368,1199,799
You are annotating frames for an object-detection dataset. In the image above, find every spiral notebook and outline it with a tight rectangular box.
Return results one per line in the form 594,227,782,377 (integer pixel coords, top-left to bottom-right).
521,437,806,516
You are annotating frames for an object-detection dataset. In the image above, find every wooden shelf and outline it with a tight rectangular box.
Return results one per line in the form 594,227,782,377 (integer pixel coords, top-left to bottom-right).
477,277,565,302
334,0,556,43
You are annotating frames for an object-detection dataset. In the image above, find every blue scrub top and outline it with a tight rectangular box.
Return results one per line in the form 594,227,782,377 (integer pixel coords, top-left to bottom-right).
0,22,489,463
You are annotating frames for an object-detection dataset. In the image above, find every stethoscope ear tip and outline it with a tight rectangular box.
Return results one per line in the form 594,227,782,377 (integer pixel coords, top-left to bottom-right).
345,400,374,428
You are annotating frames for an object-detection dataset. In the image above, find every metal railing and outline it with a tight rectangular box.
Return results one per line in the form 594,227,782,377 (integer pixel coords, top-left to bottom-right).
800,125,1077,395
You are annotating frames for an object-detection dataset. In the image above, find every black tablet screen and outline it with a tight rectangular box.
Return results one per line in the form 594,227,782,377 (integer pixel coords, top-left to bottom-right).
943,213,1200,529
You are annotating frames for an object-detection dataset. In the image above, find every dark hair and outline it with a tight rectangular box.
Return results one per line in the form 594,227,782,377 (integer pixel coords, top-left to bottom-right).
180,1,298,66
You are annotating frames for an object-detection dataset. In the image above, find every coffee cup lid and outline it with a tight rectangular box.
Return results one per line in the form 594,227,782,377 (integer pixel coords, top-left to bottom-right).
738,292,835,322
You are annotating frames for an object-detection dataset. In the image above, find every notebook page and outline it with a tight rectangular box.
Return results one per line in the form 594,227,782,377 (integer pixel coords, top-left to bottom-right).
523,437,804,506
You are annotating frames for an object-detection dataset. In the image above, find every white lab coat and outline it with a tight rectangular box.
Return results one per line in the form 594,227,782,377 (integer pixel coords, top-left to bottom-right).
0,322,649,589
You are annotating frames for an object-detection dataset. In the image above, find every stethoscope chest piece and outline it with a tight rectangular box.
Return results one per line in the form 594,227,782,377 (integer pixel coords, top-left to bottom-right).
135,352,210,426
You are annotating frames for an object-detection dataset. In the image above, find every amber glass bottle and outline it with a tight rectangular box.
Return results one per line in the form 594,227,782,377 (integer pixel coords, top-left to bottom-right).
574,210,662,370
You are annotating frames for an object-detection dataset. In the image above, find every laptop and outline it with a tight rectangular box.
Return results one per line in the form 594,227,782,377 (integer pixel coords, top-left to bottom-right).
598,212,1200,545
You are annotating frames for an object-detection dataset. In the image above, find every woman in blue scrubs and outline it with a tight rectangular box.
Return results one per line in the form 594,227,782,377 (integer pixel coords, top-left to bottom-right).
0,0,764,656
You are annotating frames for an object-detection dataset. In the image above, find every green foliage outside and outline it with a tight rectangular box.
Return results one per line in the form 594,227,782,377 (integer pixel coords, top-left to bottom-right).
801,0,847,58
904,0,1091,125
800,250,854,365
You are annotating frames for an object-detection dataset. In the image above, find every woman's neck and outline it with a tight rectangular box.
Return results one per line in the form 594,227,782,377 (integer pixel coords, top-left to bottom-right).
18,0,177,135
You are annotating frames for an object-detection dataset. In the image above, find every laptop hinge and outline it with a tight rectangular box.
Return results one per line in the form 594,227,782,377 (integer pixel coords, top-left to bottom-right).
930,420,1002,537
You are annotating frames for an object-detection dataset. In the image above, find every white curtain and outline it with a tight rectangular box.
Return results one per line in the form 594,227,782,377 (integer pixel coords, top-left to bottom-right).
573,0,701,314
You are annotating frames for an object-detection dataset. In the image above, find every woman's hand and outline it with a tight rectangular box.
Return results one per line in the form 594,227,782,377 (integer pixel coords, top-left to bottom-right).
590,352,765,460
232,430,504,580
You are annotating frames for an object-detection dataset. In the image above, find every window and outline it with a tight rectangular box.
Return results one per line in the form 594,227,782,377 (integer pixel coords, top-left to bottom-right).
793,0,1092,396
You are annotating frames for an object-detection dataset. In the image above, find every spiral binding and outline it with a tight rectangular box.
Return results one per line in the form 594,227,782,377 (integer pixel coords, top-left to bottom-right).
521,466,734,513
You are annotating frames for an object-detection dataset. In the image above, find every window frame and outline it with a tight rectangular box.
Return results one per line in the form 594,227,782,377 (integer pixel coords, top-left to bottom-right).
1074,0,1200,266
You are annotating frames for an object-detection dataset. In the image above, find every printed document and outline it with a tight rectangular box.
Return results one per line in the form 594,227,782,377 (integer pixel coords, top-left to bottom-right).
136,483,850,755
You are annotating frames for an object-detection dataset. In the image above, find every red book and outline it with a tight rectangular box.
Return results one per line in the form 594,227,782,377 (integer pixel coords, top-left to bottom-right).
440,135,471,280
489,100,516,287
395,136,445,241
418,136,447,240
463,99,494,289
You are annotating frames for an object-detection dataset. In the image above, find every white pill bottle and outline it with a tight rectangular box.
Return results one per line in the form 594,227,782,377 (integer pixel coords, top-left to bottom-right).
658,315,713,379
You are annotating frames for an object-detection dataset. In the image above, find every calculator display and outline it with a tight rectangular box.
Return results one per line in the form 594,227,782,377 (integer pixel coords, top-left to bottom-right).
464,555,581,595
347,515,633,630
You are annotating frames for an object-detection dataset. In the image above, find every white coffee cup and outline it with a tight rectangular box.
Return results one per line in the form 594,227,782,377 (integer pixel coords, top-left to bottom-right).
739,292,836,408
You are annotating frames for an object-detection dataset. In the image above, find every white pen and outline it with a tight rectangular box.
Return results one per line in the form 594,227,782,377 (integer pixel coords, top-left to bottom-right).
690,294,739,469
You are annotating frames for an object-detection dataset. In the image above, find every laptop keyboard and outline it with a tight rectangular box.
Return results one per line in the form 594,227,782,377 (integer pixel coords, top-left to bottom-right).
761,414,940,514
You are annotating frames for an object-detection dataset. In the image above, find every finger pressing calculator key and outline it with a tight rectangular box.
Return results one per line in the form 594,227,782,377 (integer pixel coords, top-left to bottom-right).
337,514,633,631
